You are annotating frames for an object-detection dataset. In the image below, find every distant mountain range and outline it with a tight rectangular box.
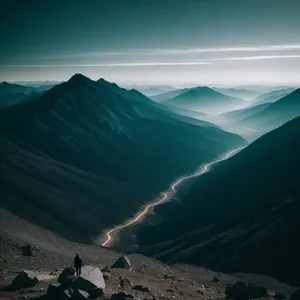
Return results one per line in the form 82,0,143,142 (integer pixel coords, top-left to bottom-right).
213,88,262,101
161,86,247,114
0,82,43,109
137,114,300,286
218,102,272,124
234,88,300,132
251,88,296,105
122,84,176,97
0,74,245,243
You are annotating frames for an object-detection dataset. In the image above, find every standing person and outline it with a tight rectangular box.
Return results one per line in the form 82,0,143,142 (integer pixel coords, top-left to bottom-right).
74,253,83,276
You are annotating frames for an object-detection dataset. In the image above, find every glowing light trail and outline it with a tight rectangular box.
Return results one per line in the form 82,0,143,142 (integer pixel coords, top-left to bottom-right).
101,146,245,247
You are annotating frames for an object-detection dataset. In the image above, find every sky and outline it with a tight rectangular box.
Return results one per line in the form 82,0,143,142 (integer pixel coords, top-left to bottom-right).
1,0,300,86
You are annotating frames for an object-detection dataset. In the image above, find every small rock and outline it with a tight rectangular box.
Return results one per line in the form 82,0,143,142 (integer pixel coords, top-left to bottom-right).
275,293,286,300
103,272,111,281
101,266,111,273
197,290,205,295
112,256,132,270
21,245,33,257
111,292,135,300
120,278,132,289
58,266,76,286
213,276,221,283
10,270,39,291
226,281,248,300
132,285,150,292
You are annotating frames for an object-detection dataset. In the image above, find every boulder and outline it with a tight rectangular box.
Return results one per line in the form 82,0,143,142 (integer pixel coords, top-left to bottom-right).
275,292,286,300
111,256,131,270
47,283,72,300
226,281,249,300
111,292,134,300
132,285,150,292
71,289,90,299
248,284,268,299
58,267,76,286
213,276,221,283
290,290,300,300
70,265,105,297
10,270,39,291
226,282,268,300
21,245,33,256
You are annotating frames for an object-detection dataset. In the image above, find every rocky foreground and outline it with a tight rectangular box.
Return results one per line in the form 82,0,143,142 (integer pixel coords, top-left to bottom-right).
0,209,299,300
1,252,299,300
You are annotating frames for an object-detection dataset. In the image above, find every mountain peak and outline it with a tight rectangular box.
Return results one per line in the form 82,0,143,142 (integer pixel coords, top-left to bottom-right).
67,73,91,86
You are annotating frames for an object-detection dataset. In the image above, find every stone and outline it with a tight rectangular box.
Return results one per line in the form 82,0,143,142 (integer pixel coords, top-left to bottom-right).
275,292,286,300
71,289,90,299
120,278,132,289
10,270,39,291
132,285,150,292
70,265,105,297
290,290,300,300
58,267,76,286
226,282,268,300
111,292,135,300
111,256,131,270
247,284,268,299
226,281,249,300
101,266,111,273
21,245,33,256
213,276,221,283
47,283,72,300
103,272,111,281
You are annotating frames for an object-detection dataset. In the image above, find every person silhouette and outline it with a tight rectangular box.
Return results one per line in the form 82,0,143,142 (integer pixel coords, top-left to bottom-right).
74,253,83,276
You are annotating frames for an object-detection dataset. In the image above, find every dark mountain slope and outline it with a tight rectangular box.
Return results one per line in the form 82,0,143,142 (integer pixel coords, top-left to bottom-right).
137,115,300,285
162,87,246,114
0,74,245,243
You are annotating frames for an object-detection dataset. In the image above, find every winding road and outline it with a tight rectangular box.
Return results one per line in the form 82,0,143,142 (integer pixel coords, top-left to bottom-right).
101,146,245,247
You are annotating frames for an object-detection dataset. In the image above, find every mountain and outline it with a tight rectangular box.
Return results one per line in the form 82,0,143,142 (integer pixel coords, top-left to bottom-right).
0,74,245,244
162,86,247,114
150,89,186,102
235,88,300,133
0,82,47,110
137,115,300,285
123,85,176,97
213,88,262,101
252,88,296,105
0,82,35,96
218,102,272,124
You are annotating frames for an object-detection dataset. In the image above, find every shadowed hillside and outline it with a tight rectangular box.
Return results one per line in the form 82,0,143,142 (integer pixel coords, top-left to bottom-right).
235,88,300,133
0,74,245,243
137,115,300,285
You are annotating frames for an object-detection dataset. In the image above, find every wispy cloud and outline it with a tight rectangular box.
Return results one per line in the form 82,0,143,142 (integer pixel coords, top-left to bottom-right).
3,54,300,68
42,44,300,59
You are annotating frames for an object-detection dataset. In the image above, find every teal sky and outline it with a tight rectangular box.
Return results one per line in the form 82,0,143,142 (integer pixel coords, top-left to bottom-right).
1,0,300,85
